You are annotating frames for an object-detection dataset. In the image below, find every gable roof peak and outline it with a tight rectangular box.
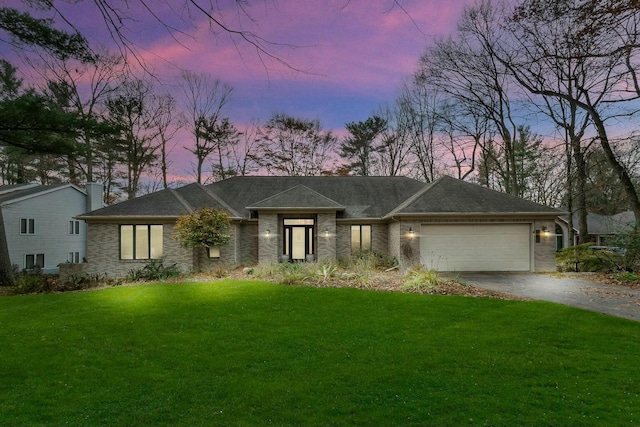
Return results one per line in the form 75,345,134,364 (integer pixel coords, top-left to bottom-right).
247,184,345,210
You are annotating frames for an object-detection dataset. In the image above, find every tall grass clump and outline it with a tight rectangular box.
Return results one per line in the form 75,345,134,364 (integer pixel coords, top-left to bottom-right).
251,262,311,286
339,250,397,287
401,265,445,293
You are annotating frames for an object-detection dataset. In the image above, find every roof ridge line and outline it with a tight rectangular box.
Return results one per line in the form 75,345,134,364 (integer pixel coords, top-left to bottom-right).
168,187,194,213
384,179,437,218
199,184,242,218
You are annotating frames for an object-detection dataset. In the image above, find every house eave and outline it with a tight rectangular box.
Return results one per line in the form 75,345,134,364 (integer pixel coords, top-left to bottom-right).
246,207,344,212
384,211,566,220
76,214,244,222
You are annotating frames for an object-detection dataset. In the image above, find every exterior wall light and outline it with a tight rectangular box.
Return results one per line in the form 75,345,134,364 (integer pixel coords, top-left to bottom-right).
408,227,415,239
265,229,270,237
323,229,329,238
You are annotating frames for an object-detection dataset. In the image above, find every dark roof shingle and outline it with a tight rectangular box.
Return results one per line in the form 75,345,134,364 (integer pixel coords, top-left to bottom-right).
389,176,561,216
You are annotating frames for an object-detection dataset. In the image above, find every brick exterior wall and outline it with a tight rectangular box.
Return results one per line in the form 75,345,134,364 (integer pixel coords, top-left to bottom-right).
533,219,557,272
316,213,336,262
239,222,259,265
60,214,558,281
196,221,239,270
78,222,194,279
258,213,279,264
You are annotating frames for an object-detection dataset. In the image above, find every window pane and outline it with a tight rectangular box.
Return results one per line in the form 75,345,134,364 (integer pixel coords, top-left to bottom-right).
25,254,34,269
36,254,44,268
69,221,74,234
149,225,163,259
284,219,314,225
29,219,35,234
135,225,150,259
75,221,80,234
351,225,360,254
75,252,80,263
21,219,27,234
362,225,372,251
120,225,134,259
208,247,220,258
284,228,289,255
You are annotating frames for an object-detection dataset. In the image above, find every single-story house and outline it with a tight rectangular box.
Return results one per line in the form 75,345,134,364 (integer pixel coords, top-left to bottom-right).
556,211,636,249
69,175,562,279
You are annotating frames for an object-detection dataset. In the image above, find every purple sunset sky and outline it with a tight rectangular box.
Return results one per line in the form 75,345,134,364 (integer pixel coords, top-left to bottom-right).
5,0,482,180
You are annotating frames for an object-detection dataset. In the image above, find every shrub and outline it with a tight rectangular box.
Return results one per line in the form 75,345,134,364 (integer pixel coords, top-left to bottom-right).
11,272,116,295
401,265,444,293
611,271,640,283
611,226,640,271
174,208,231,249
127,260,181,281
555,242,613,272
13,273,54,294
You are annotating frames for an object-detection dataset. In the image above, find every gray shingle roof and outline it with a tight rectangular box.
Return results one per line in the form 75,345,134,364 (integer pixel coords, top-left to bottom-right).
79,183,242,219
79,188,191,218
568,210,636,235
389,176,561,216
207,176,427,218
247,185,345,211
78,175,561,220
0,184,76,205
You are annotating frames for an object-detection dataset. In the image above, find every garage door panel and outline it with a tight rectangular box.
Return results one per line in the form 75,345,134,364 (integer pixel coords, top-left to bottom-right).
420,224,531,272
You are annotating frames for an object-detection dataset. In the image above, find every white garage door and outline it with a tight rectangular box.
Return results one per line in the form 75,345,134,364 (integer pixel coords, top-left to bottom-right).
420,224,531,272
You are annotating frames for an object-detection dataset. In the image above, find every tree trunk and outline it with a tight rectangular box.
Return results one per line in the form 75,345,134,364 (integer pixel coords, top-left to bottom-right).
591,109,640,224
571,136,589,242
0,208,14,286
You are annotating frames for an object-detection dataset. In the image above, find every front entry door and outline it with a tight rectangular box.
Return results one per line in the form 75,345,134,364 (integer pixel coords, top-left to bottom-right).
283,219,314,261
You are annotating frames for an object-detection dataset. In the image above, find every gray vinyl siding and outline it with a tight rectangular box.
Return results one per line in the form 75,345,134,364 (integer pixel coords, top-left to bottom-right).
1,187,87,272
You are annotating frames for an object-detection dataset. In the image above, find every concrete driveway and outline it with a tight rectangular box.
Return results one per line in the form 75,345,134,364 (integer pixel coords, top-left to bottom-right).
456,272,640,322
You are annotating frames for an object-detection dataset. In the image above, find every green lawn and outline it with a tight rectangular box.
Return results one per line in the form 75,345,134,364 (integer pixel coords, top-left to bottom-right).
1,280,639,426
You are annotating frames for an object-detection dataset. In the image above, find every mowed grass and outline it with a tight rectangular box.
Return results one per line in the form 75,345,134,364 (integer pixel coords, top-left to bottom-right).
1,280,639,426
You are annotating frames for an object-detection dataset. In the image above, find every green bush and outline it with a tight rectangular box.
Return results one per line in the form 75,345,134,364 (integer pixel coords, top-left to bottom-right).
611,271,640,283
13,273,55,294
127,260,181,281
611,226,640,271
555,242,614,272
11,272,115,295
401,265,444,293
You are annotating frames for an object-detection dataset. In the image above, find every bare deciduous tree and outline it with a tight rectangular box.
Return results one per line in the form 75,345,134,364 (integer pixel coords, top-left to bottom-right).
181,71,233,184
255,113,337,176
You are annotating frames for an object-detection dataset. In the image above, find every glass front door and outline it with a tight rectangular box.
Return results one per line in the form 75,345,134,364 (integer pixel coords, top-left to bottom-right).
283,219,314,261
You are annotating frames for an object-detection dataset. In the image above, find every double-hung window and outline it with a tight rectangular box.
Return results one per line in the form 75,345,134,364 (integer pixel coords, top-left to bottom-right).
120,225,163,260
351,225,372,254
25,254,44,269
69,220,80,235
20,218,35,234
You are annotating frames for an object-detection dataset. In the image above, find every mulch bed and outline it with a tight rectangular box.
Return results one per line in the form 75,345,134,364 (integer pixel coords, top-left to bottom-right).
190,269,529,300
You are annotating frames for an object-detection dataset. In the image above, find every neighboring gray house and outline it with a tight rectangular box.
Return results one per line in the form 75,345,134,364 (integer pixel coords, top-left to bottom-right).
0,183,103,274
72,176,562,279
556,211,636,249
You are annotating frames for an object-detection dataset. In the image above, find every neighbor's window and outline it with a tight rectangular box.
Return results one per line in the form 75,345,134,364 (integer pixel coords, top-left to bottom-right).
351,225,372,254
120,225,163,260
208,247,220,258
25,253,44,269
68,252,80,263
69,220,80,235
20,218,35,234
